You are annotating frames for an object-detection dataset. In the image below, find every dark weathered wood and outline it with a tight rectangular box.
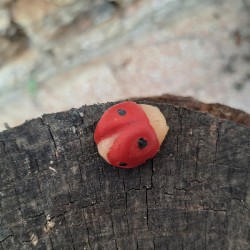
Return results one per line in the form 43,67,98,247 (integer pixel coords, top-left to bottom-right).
0,101,249,250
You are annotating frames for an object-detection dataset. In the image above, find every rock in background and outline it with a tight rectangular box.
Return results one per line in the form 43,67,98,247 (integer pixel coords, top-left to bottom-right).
0,0,249,131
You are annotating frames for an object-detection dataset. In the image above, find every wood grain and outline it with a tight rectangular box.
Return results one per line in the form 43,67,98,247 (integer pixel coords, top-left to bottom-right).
0,101,249,249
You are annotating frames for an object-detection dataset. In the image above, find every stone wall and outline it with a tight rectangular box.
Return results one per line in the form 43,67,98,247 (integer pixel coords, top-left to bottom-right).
0,0,218,102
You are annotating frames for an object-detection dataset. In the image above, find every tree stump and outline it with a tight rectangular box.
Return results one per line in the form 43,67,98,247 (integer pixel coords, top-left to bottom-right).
0,97,249,250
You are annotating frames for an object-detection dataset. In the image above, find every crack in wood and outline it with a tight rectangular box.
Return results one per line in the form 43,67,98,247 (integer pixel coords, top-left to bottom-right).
0,101,249,249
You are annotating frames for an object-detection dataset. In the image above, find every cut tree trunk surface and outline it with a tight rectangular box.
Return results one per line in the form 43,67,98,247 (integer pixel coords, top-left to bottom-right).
0,96,250,250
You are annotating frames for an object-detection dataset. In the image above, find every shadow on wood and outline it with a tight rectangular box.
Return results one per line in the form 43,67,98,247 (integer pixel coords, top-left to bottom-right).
0,97,249,249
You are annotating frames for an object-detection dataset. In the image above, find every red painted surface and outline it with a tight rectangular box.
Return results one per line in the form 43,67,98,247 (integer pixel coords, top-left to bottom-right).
94,102,160,168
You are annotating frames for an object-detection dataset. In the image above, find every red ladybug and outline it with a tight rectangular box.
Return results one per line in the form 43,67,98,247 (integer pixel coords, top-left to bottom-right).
94,101,169,168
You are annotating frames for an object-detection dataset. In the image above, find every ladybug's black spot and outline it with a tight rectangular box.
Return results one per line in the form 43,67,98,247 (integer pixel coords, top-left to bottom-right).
138,138,147,149
117,109,126,116
119,162,128,167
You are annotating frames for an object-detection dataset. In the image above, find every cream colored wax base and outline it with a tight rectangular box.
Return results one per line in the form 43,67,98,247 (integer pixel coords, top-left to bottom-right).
140,104,169,145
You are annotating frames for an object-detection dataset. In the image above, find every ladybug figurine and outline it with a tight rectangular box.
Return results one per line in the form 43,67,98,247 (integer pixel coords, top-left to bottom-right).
94,101,169,168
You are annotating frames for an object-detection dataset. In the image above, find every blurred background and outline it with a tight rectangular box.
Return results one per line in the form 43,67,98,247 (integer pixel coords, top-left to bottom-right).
0,0,249,131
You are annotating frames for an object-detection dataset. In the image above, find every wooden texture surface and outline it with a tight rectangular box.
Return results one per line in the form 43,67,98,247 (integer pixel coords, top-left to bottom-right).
0,101,250,249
